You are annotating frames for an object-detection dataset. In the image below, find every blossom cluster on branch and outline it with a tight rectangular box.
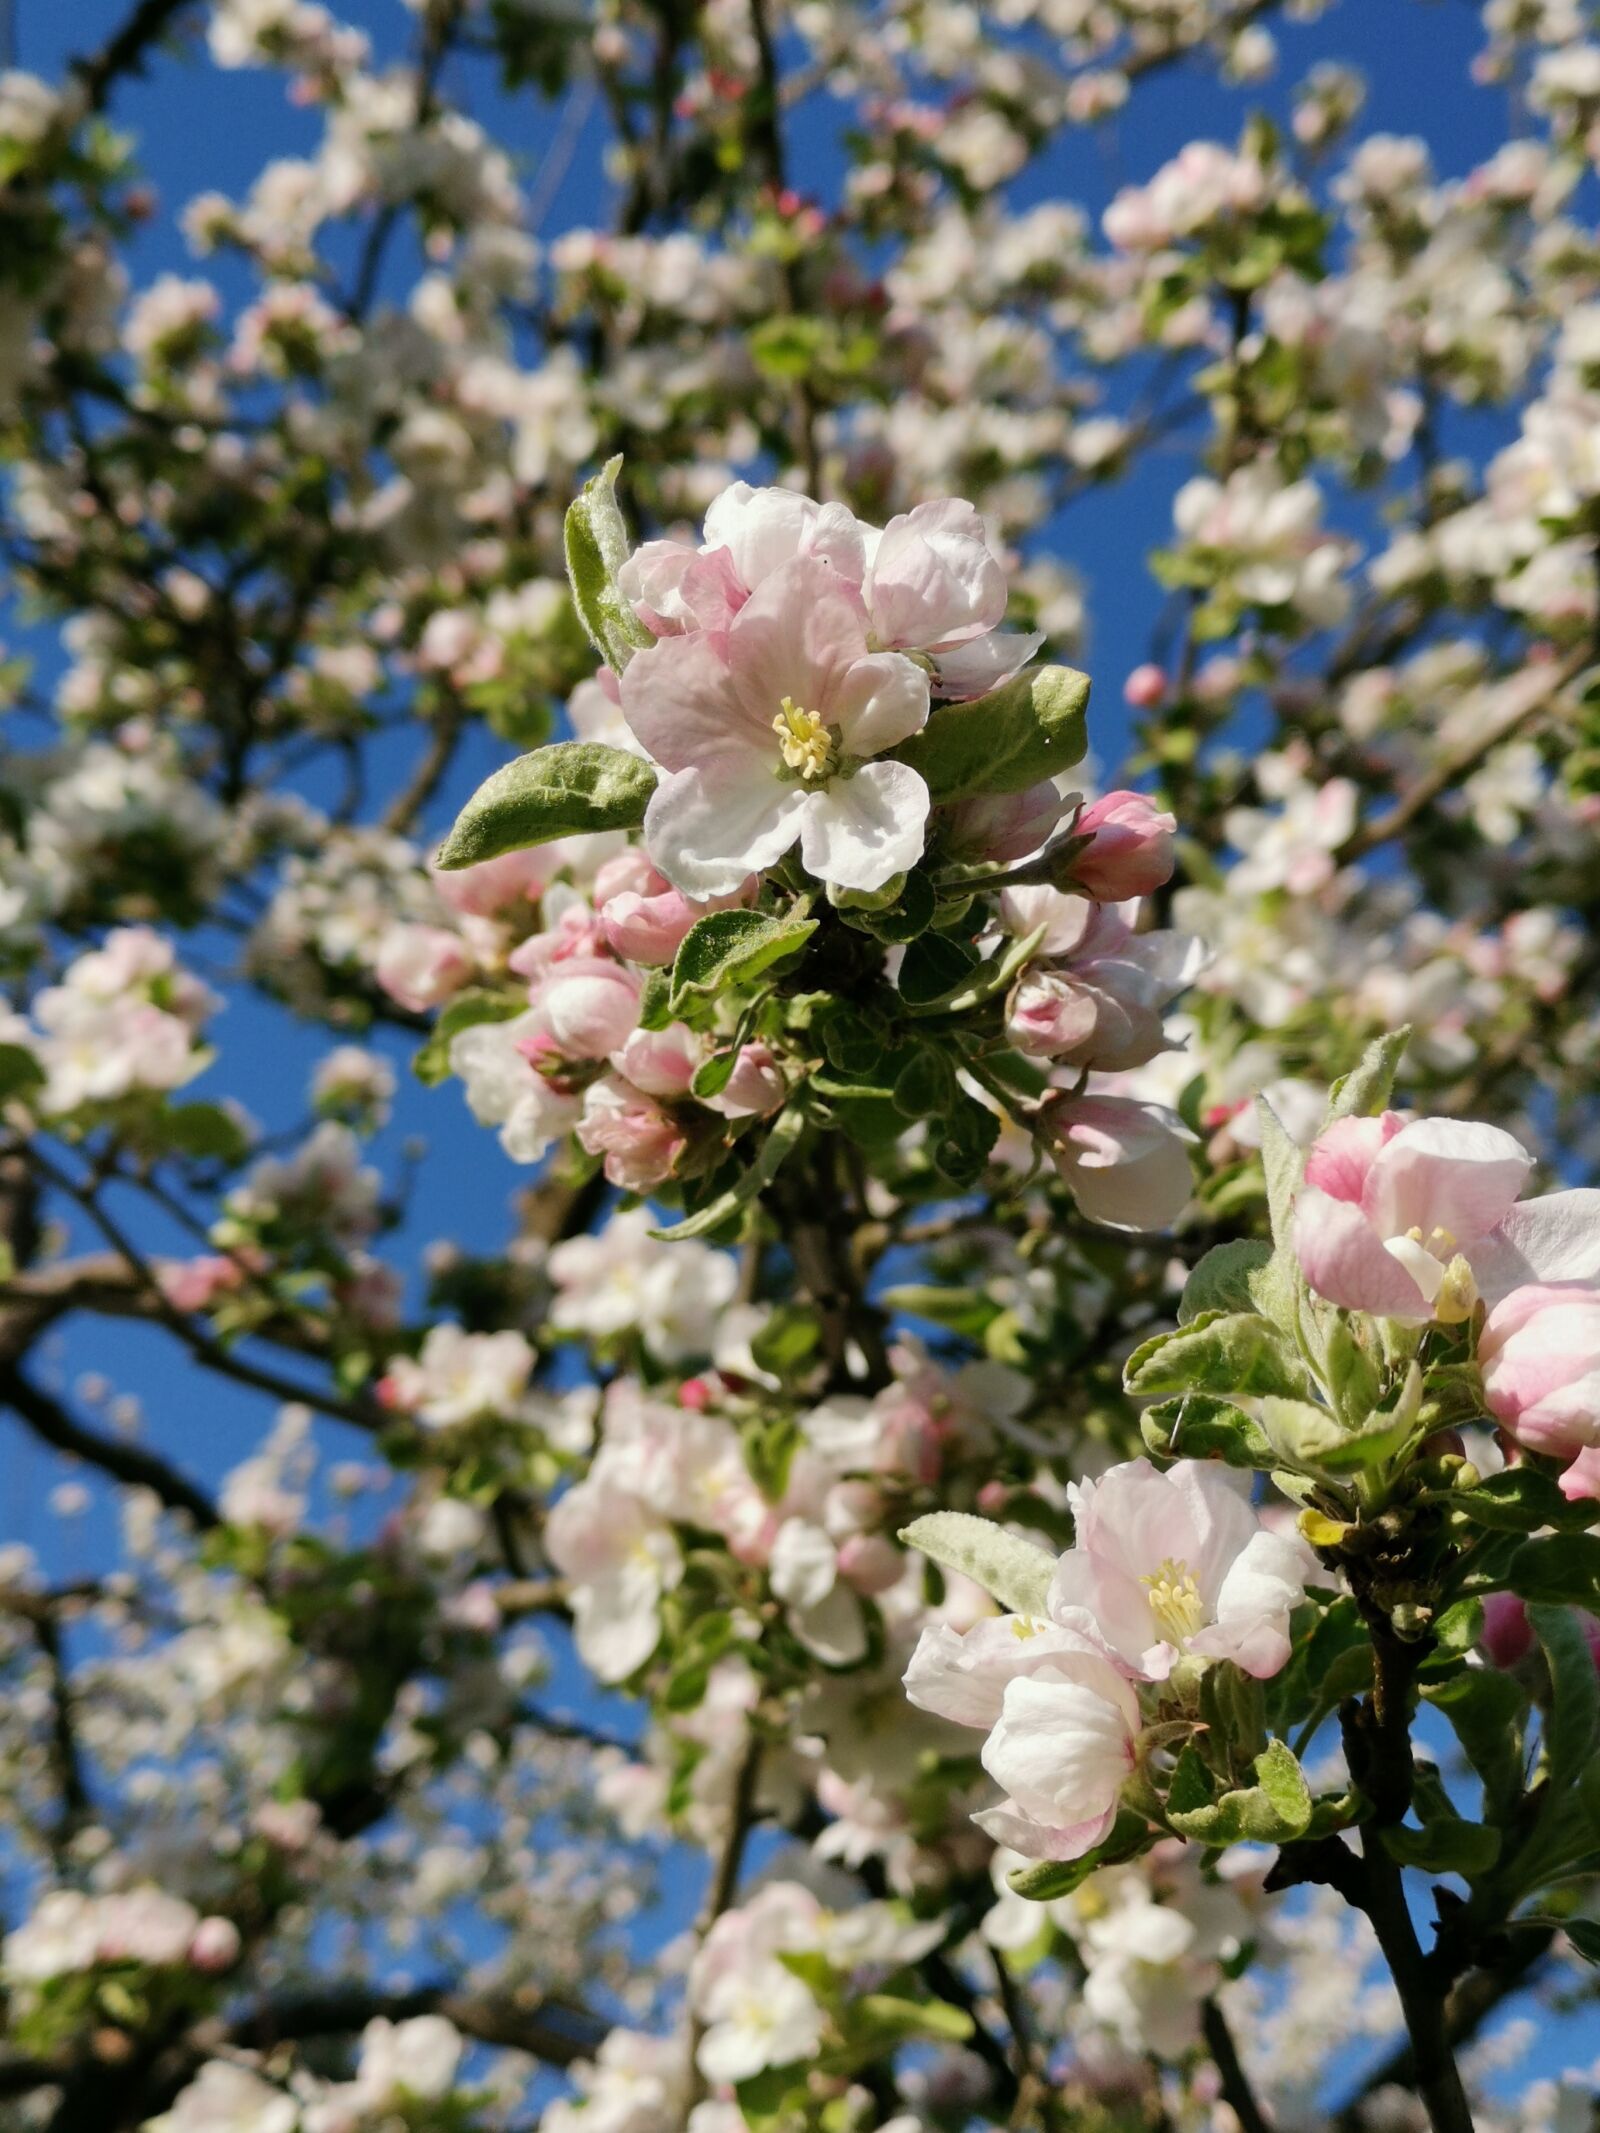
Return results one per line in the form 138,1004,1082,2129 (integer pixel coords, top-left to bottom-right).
2,0,1600,2130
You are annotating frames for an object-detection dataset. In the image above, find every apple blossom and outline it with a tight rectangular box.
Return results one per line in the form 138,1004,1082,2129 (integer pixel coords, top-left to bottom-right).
1049,1459,1314,1681
620,554,932,896
1038,1093,1197,1231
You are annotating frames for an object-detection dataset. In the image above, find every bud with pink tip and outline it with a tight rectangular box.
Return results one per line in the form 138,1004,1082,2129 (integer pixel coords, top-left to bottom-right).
1478,1282,1600,1464
188,1916,242,1973
1123,664,1167,709
1068,791,1177,900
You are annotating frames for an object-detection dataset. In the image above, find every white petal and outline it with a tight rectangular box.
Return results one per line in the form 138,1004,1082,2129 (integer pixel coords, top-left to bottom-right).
1470,1189,1600,1307
796,761,929,892
644,765,807,897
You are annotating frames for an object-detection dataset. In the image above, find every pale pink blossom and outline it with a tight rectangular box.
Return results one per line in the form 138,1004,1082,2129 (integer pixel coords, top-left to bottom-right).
1049,1459,1313,1681
1039,1094,1196,1231
373,922,473,1012
577,1075,686,1191
621,554,931,897
1293,1113,1537,1321
905,1617,1142,1859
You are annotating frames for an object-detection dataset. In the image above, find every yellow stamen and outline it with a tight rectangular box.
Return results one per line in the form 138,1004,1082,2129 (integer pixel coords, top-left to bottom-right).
1433,1254,1479,1325
772,696,834,781
1141,1557,1205,1646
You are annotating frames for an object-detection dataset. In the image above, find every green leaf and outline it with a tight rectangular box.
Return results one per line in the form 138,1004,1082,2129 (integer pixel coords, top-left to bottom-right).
1324,1028,1412,1126
0,1043,44,1101
1423,1669,1527,1826
899,1511,1054,1617
649,1104,806,1241
902,923,1046,1019
892,665,1090,801
437,742,657,868
1124,1310,1315,1402
1166,1738,1313,1846
1179,1241,1273,1325
1255,1097,1305,1248
1556,1916,1600,1965
563,455,653,673
1454,1467,1600,1534
1531,1602,1600,1795
1381,1818,1501,1877
1139,1394,1276,1470
160,1101,251,1166
1006,1809,1152,1900
848,1995,973,2048
668,909,817,1014
413,987,527,1086
896,932,980,1007
1508,1536,1600,1612
749,1305,822,1380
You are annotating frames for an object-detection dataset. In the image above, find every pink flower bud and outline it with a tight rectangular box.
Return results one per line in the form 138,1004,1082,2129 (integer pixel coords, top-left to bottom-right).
940,781,1072,865
1123,664,1167,709
430,845,551,918
1069,791,1177,899
611,1023,703,1097
532,958,642,1059
374,924,473,1013
1479,1591,1534,1669
837,1533,904,1595
709,1042,787,1119
1479,1283,1600,1462
593,847,669,908
600,878,756,966
188,1917,242,1973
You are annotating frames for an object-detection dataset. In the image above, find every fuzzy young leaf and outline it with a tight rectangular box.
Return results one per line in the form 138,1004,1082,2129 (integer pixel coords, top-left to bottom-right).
903,922,1046,1018
899,1511,1055,1618
892,664,1089,801
1124,1310,1315,1402
1166,1738,1312,1846
1323,1027,1412,1127
1453,1466,1600,1534
1139,1394,1276,1470
438,742,657,868
668,909,817,1014
1179,1240,1273,1325
564,456,653,672
1531,1602,1600,1794
1423,1669,1527,1825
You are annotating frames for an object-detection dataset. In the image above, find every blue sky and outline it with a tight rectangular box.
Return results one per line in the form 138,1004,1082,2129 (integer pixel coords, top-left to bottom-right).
6,0,1590,2106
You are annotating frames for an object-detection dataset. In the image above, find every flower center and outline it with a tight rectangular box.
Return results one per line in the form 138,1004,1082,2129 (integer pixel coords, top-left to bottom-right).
1383,1224,1476,1316
772,696,835,782
1140,1556,1205,1645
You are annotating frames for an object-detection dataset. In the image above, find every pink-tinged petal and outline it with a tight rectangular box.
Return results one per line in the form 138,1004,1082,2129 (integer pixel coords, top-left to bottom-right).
831,653,930,757
643,765,806,898
796,760,929,893
702,482,866,591
1303,1112,1404,1205
1294,1184,1430,1317
619,629,773,771
1047,1551,1161,1677
1362,1117,1533,1247
724,555,872,725
972,1799,1118,1861
932,629,1045,701
868,498,1007,652
1470,1190,1600,1307
1558,1446,1600,1503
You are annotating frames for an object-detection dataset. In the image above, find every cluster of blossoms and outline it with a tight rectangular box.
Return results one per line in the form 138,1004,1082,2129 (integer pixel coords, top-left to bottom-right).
3,1,1600,2131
